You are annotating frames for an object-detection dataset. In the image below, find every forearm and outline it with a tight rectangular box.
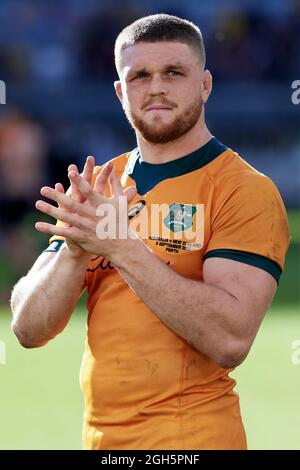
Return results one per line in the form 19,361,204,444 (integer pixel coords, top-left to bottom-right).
113,240,244,366
11,244,88,348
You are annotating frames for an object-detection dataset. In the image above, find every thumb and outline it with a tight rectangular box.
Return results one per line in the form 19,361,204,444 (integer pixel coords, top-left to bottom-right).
123,186,137,204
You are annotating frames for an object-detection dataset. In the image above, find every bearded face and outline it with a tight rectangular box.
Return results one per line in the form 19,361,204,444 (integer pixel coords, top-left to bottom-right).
124,95,203,144
115,41,208,145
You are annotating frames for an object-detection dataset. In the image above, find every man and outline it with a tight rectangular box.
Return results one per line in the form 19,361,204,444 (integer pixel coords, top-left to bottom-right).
11,14,290,450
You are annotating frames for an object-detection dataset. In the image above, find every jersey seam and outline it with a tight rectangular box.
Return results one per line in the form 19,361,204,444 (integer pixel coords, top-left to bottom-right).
178,343,187,450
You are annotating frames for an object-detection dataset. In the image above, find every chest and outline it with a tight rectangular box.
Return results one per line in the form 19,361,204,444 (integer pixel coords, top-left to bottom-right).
86,170,215,285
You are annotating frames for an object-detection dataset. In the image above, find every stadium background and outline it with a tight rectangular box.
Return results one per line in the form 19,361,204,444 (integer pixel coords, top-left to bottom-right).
0,0,299,449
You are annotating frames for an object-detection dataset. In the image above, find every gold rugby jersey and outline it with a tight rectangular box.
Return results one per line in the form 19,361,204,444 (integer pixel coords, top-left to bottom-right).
50,137,290,449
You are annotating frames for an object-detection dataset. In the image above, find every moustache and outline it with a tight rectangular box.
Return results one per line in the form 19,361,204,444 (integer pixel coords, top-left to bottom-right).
143,101,176,110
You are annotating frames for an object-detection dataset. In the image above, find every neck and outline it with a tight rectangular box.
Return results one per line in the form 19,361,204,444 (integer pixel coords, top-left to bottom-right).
136,117,213,164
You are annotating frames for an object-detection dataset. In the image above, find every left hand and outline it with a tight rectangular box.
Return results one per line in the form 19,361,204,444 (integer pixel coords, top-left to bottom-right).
35,165,137,262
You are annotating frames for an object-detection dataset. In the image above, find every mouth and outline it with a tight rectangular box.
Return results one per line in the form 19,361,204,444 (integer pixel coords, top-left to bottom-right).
145,106,173,111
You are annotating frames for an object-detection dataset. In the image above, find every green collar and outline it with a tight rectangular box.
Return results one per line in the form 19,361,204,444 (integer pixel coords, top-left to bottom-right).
126,137,228,195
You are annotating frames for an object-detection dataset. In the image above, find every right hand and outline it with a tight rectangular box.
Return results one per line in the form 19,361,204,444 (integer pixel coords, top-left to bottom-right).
55,156,97,259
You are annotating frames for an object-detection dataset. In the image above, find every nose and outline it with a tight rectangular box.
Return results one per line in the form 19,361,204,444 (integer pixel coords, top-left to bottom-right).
148,74,168,96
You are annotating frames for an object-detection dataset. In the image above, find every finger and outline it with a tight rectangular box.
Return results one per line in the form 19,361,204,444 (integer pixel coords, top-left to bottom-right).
71,183,83,202
36,200,93,230
68,171,104,206
123,186,137,204
35,221,82,239
108,166,123,197
94,162,113,195
68,164,79,174
55,182,65,194
68,164,83,202
82,156,95,184
55,183,66,209
54,182,72,227
40,185,94,217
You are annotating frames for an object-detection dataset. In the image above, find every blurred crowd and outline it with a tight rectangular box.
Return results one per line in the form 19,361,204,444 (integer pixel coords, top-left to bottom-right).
0,0,299,81
0,0,299,303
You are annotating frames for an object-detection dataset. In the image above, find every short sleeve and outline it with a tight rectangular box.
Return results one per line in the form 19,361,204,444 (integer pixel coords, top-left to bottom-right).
203,174,291,283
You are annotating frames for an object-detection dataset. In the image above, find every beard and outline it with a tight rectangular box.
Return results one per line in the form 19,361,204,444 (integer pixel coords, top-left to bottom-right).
124,97,203,144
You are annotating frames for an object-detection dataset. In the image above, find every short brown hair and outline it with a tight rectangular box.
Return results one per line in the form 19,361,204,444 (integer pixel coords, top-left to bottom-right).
114,14,206,75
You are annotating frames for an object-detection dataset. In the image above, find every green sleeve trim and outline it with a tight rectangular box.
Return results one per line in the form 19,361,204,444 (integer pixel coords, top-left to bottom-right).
203,249,282,284
44,240,64,253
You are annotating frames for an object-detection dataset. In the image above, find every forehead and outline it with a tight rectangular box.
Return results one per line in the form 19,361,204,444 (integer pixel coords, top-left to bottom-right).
120,41,198,73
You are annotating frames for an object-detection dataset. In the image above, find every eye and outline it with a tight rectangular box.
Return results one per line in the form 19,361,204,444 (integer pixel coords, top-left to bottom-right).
133,72,149,80
165,70,180,77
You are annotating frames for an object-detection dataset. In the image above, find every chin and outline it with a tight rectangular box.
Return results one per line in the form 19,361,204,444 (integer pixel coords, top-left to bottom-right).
146,117,175,130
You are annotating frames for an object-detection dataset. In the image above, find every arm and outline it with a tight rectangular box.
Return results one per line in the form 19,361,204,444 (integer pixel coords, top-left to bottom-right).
11,244,89,348
33,169,279,367
11,156,98,349
112,239,277,369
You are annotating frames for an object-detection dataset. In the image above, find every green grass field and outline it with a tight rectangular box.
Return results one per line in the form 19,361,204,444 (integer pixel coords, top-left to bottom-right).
0,304,299,450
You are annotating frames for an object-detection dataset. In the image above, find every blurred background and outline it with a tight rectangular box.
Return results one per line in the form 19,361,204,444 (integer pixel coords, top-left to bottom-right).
0,0,299,450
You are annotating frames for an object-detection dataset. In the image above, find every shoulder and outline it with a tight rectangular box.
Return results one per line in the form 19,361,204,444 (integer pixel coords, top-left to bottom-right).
208,147,283,203
93,151,132,177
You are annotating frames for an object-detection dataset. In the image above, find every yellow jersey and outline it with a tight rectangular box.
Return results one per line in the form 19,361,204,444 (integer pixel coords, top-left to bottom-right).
51,137,290,450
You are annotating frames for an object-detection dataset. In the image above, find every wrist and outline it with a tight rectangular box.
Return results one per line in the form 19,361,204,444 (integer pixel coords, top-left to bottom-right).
110,237,148,270
62,243,91,265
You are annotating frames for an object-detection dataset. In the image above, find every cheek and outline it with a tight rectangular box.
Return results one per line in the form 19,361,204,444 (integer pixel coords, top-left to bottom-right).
185,86,203,106
172,80,199,101
128,81,149,99
126,91,146,114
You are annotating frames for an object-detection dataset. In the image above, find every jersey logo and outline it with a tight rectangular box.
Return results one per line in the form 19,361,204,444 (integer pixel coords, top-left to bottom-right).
164,203,197,233
87,201,146,274
128,199,146,220
87,256,114,272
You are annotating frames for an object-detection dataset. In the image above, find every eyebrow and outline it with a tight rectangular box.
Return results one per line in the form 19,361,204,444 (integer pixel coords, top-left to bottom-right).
162,63,187,71
127,63,188,78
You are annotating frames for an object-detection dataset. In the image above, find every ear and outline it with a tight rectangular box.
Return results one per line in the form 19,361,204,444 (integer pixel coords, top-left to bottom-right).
201,70,213,104
114,80,123,105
